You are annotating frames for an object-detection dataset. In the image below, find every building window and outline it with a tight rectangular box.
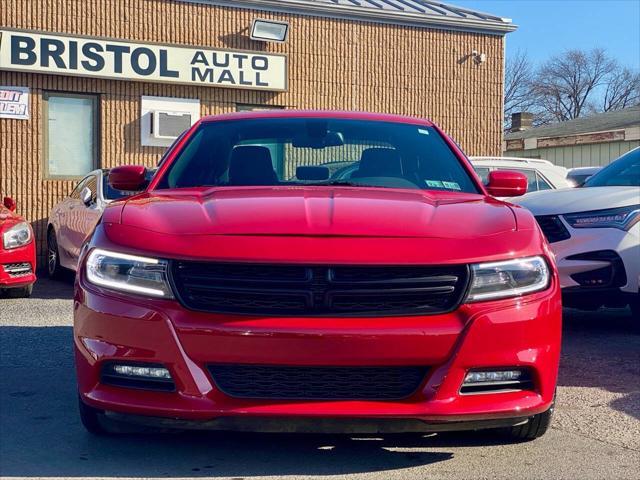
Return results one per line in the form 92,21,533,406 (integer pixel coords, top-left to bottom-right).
44,93,98,178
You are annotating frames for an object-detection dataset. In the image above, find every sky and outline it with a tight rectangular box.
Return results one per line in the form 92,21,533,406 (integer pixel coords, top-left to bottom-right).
452,0,640,68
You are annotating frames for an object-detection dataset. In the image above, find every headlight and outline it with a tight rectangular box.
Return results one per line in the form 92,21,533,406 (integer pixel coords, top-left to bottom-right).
563,205,640,231
3,222,32,249
85,248,174,298
466,256,550,302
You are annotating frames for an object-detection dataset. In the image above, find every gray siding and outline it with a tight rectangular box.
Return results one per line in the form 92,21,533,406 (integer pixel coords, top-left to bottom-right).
507,141,640,168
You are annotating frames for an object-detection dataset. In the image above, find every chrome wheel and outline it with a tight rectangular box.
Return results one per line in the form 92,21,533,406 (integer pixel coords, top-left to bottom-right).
47,229,60,278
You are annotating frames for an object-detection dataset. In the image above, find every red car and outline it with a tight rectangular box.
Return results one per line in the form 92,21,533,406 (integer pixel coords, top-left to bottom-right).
75,111,561,440
1,196,36,297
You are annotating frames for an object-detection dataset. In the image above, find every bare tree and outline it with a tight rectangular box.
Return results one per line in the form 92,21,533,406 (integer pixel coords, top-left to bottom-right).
531,49,616,123
504,50,536,129
601,66,640,112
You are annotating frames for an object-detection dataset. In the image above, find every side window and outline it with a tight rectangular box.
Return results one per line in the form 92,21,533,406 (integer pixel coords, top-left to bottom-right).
84,175,98,204
473,167,491,185
511,169,538,192
536,173,553,191
69,176,90,200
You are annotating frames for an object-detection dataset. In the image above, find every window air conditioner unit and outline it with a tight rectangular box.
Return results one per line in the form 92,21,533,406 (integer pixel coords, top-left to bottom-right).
150,110,192,140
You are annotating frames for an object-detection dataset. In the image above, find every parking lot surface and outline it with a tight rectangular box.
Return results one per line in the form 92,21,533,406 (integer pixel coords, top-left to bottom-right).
1,277,639,480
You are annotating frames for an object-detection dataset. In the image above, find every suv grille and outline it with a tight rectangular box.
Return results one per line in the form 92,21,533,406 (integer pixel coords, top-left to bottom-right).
535,215,571,243
207,365,428,400
567,250,627,288
170,262,469,316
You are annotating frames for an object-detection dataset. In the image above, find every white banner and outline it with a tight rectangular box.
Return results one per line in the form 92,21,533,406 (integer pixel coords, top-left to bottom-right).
0,29,287,91
0,86,29,119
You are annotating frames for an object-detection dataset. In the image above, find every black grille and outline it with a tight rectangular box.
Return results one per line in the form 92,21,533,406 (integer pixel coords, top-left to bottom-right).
535,215,571,243
567,250,627,288
2,262,32,278
170,262,469,316
208,365,428,400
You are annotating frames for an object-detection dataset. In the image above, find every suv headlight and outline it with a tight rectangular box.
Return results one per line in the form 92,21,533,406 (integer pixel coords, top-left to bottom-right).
3,222,33,249
466,256,550,302
563,205,640,231
85,249,174,298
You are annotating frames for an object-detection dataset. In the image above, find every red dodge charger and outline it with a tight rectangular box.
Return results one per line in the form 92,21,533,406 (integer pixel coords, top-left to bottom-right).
75,111,561,440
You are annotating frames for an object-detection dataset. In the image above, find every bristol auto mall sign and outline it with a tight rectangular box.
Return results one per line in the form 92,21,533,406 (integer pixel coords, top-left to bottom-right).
0,29,288,91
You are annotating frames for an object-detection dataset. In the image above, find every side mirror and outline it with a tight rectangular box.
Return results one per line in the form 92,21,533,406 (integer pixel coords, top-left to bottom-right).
109,165,148,192
3,196,17,211
486,170,528,197
80,187,93,206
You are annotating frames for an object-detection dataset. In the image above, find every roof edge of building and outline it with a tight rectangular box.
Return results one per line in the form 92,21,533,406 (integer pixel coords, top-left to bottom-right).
177,0,518,35
505,106,640,140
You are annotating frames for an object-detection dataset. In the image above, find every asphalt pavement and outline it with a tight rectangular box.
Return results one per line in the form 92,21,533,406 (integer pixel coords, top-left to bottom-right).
1,277,639,480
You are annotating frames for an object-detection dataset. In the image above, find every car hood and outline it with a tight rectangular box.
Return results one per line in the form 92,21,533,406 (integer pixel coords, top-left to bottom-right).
512,186,640,216
114,187,518,239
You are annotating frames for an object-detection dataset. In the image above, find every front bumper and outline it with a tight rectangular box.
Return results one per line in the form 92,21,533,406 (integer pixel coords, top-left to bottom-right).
75,275,561,430
102,411,532,434
551,220,639,295
0,243,37,288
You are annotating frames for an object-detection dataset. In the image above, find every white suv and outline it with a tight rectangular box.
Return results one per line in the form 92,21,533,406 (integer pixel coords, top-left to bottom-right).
512,148,639,323
470,157,571,193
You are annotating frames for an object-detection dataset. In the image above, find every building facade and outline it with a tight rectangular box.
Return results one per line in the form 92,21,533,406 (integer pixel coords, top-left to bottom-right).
504,107,640,167
0,0,514,261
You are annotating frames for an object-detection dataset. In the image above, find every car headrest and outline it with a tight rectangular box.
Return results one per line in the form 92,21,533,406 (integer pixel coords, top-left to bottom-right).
352,148,402,178
228,146,278,186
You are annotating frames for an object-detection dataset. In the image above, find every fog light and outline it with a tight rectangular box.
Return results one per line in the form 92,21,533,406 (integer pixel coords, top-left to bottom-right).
113,365,171,379
101,362,175,391
464,370,523,383
461,368,532,394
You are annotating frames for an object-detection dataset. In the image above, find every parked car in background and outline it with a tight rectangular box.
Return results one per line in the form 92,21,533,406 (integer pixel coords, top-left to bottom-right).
0,196,36,297
566,166,602,187
47,169,134,277
513,147,640,322
74,111,561,441
469,157,571,194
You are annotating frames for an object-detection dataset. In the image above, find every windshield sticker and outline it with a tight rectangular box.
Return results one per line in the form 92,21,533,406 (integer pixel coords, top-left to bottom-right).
418,128,430,135
442,181,462,190
426,180,444,188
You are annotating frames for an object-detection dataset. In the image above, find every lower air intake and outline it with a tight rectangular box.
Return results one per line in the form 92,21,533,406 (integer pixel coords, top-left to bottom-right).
208,365,428,400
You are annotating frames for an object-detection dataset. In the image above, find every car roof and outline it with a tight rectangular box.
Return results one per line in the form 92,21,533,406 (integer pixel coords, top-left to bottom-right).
567,166,601,173
470,156,556,167
200,110,434,126
469,156,568,173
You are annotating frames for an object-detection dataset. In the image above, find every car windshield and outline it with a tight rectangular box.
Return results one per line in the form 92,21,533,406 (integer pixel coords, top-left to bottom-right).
583,149,640,187
156,118,480,193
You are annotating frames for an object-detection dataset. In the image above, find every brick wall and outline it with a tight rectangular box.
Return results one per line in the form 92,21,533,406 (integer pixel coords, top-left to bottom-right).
0,0,505,262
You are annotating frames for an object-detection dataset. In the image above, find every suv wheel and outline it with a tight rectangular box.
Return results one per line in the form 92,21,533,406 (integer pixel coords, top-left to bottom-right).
506,403,554,441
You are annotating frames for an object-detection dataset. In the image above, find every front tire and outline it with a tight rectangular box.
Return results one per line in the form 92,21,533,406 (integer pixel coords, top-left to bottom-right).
630,297,640,334
1,285,33,298
78,396,110,435
47,228,63,279
506,404,554,441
